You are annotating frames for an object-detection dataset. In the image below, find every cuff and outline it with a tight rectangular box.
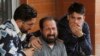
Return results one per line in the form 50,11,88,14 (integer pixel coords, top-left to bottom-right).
77,33,86,42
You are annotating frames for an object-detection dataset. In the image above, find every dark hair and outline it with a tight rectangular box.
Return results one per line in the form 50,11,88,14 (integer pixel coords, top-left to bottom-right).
14,4,37,21
39,16,56,30
68,2,85,15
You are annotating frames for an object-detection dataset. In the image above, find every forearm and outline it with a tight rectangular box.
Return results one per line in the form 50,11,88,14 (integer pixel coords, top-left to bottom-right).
78,34,92,55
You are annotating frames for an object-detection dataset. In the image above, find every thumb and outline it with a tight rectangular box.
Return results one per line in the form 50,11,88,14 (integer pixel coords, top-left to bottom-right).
37,37,42,45
29,47,35,51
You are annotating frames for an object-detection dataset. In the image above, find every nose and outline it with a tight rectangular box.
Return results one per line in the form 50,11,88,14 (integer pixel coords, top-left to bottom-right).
74,19,78,23
50,29,54,35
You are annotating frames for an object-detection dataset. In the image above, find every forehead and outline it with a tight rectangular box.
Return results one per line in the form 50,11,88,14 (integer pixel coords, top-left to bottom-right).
43,20,56,27
70,12,84,17
25,18,36,23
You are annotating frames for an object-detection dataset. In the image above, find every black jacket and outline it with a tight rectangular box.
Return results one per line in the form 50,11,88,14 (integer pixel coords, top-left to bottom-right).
57,15,92,56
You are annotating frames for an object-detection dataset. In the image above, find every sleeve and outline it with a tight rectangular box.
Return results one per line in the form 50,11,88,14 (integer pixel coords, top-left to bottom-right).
0,29,26,56
77,22,92,55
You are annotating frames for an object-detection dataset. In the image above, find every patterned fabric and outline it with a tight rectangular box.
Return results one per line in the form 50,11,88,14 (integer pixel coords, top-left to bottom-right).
0,19,25,56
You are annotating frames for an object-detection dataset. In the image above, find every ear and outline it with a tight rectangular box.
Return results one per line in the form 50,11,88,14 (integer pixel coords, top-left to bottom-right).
15,19,23,28
83,16,85,21
83,16,85,19
40,29,42,33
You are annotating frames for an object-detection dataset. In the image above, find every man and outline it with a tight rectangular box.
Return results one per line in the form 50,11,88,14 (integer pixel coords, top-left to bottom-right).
33,17,67,56
29,2,92,56
0,4,37,56
57,2,92,56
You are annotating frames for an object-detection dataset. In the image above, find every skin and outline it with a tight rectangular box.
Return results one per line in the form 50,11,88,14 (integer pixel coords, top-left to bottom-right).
68,12,85,37
41,20,58,45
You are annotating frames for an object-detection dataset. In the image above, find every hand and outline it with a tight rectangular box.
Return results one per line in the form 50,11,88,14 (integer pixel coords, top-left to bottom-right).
28,36,42,50
23,48,35,56
69,22,83,37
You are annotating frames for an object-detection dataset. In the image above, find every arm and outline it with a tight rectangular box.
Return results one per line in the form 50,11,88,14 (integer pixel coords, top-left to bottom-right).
0,29,34,56
78,22,92,55
0,29,25,56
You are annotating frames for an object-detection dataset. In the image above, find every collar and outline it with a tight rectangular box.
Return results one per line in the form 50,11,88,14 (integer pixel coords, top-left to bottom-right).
11,18,21,34
11,19,26,41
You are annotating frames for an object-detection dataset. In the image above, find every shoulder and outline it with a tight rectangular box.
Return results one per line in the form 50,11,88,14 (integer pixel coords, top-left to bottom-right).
57,15,68,28
56,39,65,47
0,21,17,38
83,22,90,34
83,22,89,27
58,15,67,24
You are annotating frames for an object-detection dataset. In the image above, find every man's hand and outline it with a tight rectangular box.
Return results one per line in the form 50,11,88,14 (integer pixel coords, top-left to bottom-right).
28,36,42,50
69,22,83,37
23,48,35,56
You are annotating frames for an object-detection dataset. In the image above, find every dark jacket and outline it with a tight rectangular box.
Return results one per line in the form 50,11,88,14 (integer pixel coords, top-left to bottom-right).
57,15,92,56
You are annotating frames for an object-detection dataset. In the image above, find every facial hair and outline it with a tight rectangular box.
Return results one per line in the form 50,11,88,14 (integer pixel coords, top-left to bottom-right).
20,28,28,33
42,34,57,44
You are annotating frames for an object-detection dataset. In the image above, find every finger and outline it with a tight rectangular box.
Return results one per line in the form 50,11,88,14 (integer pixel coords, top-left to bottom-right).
32,45,38,50
31,37,42,49
31,41,42,49
37,37,42,45
29,47,35,51
28,43,31,47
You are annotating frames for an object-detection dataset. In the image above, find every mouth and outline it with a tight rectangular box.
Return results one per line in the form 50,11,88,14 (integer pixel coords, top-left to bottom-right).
47,35,55,39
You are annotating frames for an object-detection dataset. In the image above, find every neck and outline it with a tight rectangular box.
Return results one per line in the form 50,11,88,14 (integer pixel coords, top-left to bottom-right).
48,43,54,49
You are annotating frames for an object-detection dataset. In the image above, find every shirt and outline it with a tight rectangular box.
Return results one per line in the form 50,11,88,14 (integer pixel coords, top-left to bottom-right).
0,19,26,56
34,37,67,56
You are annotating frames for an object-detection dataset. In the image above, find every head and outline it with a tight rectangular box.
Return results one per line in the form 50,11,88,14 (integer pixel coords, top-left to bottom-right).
68,2,85,27
14,4,37,33
39,17,58,44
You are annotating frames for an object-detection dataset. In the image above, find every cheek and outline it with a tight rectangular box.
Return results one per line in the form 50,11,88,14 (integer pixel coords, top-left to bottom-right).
55,30,58,36
23,25,30,30
80,20,84,24
69,19,75,23
43,30,48,36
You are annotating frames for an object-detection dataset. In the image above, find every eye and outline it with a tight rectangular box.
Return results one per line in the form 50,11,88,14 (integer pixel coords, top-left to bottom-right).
52,27,55,30
77,17,82,20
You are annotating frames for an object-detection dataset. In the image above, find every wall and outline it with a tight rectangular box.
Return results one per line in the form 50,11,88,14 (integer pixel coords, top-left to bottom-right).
95,0,100,56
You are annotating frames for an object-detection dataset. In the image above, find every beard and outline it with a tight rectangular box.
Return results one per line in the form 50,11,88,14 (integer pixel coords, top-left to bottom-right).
20,28,28,33
42,34,57,44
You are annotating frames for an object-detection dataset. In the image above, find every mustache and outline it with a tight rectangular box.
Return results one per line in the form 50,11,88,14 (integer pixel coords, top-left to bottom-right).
47,34,55,37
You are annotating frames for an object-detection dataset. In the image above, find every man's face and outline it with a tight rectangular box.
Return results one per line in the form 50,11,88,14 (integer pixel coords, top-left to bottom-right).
68,12,85,27
20,18,36,33
41,20,58,44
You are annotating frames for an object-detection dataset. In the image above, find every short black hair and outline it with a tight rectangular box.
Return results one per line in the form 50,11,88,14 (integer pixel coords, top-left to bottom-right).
68,2,85,15
14,4,37,21
39,16,56,30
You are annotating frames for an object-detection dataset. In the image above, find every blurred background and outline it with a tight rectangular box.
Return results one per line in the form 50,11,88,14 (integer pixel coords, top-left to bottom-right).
0,0,98,56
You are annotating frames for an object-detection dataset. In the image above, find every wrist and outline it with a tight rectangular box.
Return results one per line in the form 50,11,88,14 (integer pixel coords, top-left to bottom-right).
78,32,84,37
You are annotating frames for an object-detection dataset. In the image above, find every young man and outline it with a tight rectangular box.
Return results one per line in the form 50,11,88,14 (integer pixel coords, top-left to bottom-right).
57,2,92,56
33,17,67,56
0,4,37,56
